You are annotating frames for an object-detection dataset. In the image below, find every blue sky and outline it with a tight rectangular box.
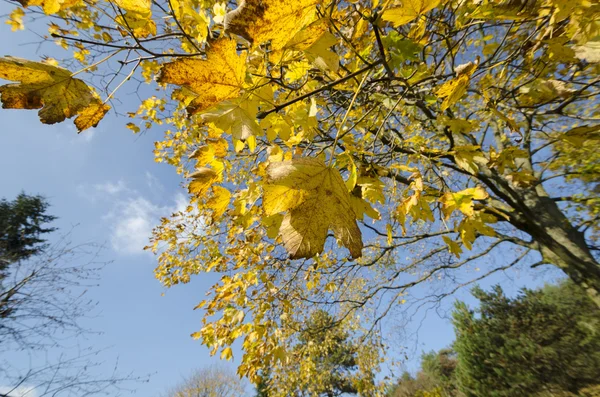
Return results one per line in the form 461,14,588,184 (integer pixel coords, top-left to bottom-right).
0,4,567,396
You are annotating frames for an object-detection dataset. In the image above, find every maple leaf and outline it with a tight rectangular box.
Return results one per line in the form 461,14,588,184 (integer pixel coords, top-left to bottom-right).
439,186,488,219
206,185,231,222
224,0,320,50
157,38,246,114
382,0,441,27
263,157,363,259
0,57,109,132
188,167,219,197
436,60,477,110
574,41,600,63
201,99,260,141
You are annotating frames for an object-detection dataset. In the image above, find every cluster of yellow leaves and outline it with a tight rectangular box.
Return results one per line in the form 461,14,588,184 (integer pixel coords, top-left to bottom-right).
0,57,109,132
113,0,156,38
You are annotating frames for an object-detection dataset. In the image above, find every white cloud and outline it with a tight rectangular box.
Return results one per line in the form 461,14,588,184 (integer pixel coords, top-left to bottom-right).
0,385,38,397
77,180,129,203
78,179,191,255
94,180,128,195
109,196,162,255
145,171,163,192
108,192,189,255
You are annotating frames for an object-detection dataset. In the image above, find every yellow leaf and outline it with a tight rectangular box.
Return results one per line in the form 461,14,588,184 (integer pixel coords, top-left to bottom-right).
272,346,286,363
113,0,151,15
74,100,110,132
350,195,381,221
439,186,488,219
286,60,311,83
224,0,320,50
261,213,284,239
188,167,219,197
382,0,441,27
574,41,600,63
453,145,484,174
561,124,600,146
113,0,156,38
201,99,260,140
283,18,330,51
263,157,363,259
213,2,227,24
6,8,25,31
207,186,231,221
0,57,109,132
158,39,246,114
304,32,340,73
220,346,233,360
436,74,469,111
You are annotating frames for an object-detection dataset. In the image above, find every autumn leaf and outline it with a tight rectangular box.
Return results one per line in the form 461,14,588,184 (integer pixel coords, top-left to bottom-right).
436,60,477,111
561,124,600,146
206,185,231,221
188,167,219,197
574,41,600,63
439,186,488,219
157,38,246,114
0,57,109,132
263,157,363,259
201,99,260,141
382,0,442,27
224,0,320,50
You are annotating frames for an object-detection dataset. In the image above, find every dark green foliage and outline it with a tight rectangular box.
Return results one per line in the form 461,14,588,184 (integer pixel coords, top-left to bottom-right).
452,281,600,397
389,281,600,397
0,193,56,274
254,369,271,397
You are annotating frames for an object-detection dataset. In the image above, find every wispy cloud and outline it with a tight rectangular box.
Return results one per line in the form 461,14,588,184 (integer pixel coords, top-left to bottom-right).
107,191,188,255
78,179,189,255
109,196,163,254
77,180,129,203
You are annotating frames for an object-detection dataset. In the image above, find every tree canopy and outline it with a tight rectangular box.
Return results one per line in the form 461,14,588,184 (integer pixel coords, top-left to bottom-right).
1,0,600,391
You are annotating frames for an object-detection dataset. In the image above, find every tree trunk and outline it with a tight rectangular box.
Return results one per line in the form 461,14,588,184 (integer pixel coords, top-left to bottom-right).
515,187,600,307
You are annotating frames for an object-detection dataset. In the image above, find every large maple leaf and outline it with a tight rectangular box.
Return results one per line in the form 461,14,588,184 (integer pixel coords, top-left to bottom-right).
224,0,321,50
263,157,363,259
0,57,109,132
157,38,247,114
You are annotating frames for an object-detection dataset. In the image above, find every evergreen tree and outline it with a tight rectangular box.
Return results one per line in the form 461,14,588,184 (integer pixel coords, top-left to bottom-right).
0,193,56,275
453,281,600,397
